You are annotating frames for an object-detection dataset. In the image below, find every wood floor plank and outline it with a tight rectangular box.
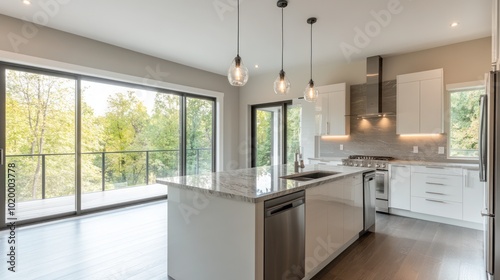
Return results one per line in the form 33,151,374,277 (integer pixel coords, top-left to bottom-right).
312,214,486,280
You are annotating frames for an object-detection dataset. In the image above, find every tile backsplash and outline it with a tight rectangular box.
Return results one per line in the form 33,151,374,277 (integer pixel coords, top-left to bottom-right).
319,80,476,163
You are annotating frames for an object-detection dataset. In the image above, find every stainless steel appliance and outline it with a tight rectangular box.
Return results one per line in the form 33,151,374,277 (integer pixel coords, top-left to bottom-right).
342,155,393,213
264,190,305,280
480,71,498,280
363,171,376,232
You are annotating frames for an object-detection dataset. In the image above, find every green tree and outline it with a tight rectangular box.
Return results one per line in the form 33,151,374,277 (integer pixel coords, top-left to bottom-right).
450,89,482,157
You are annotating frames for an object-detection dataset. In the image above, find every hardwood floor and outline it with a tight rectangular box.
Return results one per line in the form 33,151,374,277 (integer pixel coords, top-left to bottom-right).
0,203,485,280
312,213,486,280
0,200,167,280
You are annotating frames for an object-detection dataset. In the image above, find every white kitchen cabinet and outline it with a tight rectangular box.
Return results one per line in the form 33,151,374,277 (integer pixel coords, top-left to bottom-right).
315,83,350,136
305,175,363,274
327,178,344,254
410,165,463,220
396,69,443,134
389,164,411,210
305,183,329,274
463,169,485,224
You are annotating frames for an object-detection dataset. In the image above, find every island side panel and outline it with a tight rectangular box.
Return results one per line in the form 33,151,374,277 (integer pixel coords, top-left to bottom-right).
168,185,261,280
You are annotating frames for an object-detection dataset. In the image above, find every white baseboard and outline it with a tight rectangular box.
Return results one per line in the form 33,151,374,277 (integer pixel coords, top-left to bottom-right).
389,208,484,230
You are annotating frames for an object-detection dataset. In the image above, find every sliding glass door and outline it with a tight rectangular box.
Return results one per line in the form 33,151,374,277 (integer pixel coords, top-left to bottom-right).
1,64,216,226
251,101,301,167
4,68,77,221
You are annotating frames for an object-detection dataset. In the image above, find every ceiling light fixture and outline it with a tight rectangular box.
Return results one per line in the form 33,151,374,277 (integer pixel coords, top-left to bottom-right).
450,22,459,28
22,0,31,5
227,0,249,86
304,17,318,102
274,0,290,95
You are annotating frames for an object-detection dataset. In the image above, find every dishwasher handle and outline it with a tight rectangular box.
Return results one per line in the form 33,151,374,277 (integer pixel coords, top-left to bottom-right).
265,197,304,217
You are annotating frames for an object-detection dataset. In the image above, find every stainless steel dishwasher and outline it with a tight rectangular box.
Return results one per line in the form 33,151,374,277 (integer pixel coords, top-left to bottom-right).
264,190,305,280
363,171,376,232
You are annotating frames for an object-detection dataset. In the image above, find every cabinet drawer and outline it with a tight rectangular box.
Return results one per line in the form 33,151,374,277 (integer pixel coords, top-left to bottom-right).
411,196,463,220
411,165,462,175
411,173,462,202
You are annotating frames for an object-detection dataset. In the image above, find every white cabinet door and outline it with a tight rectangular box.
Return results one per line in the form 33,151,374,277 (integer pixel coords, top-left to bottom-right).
420,78,443,133
327,180,344,254
305,184,329,273
343,177,356,242
396,81,420,134
396,69,443,134
314,83,350,136
328,88,350,136
353,182,364,233
389,165,411,210
316,93,330,135
463,169,485,224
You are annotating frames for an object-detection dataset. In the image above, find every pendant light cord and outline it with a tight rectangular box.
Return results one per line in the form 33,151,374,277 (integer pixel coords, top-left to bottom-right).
310,22,313,80
281,8,284,71
237,0,240,56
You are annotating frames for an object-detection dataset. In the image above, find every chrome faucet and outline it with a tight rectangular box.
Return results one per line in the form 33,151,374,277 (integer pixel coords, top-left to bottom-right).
294,151,305,172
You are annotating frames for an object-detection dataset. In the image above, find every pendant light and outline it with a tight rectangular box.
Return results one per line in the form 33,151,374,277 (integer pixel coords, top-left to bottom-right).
304,17,318,102
273,0,290,95
228,0,249,86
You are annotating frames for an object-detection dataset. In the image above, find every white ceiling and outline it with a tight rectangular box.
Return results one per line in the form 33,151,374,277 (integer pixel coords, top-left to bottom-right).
0,0,492,76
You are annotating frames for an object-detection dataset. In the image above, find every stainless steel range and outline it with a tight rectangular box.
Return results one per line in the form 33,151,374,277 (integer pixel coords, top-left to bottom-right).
342,155,394,213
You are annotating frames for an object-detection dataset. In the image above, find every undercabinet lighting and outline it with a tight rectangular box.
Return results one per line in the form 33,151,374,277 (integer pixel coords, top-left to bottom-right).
23,0,31,5
321,135,349,140
450,22,459,28
399,134,441,137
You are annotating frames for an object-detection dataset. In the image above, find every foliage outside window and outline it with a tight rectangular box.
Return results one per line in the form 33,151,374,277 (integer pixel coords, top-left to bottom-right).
449,87,484,158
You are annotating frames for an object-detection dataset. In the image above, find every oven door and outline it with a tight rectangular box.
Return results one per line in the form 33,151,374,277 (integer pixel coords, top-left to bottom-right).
375,170,388,200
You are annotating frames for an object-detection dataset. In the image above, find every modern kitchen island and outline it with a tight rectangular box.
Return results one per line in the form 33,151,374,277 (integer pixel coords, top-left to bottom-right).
157,164,372,280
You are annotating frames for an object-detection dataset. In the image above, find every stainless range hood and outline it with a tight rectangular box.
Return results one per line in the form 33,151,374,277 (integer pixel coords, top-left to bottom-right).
358,56,395,118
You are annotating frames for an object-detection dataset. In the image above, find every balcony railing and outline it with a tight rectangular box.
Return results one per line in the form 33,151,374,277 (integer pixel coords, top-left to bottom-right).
6,148,212,200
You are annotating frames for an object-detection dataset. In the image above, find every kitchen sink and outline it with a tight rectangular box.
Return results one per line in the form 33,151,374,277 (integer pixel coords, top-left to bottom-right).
281,171,341,181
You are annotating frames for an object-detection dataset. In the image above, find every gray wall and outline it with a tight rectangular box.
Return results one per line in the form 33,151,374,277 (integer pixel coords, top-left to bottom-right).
0,14,241,170
239,37,491,166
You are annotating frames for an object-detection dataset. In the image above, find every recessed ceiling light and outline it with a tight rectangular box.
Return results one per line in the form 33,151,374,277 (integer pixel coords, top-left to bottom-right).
254,64,259,69
450,22,459,28
22,0,31,5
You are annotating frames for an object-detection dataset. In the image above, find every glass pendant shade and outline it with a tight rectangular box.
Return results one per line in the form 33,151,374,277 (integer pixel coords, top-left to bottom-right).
228,55,249,86
274,70,290,95
304,79,318,102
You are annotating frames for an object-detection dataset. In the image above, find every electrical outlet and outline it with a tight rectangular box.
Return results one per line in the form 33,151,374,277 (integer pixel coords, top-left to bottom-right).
438,147,445,154
413,146,418,153
340,144,344,150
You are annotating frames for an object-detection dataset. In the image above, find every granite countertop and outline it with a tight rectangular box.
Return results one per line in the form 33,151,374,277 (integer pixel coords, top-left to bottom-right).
157,164,372,203
308,157,344,162
390,160,479,170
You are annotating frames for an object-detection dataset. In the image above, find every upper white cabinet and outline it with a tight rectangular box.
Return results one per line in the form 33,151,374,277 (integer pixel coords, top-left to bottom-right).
396,69,444,134
315,83,350,136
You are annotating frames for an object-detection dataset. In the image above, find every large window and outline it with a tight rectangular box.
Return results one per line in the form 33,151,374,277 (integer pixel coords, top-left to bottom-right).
448,86,484,158
1,64,216,225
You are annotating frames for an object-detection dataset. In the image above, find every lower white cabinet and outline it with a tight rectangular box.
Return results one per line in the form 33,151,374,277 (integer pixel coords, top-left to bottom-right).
463,169,485,223
410,166,463,220
305,175,363,274
389,165,411,210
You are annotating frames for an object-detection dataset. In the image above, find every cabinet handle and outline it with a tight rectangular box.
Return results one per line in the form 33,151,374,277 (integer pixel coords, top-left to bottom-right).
426,166,445,169
464,172,469,188
426,199,446,204
425,191,446,195
426,182,445,186
391,165,407,167
427,176,446,180
0,148,3,166
327,122,330,135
